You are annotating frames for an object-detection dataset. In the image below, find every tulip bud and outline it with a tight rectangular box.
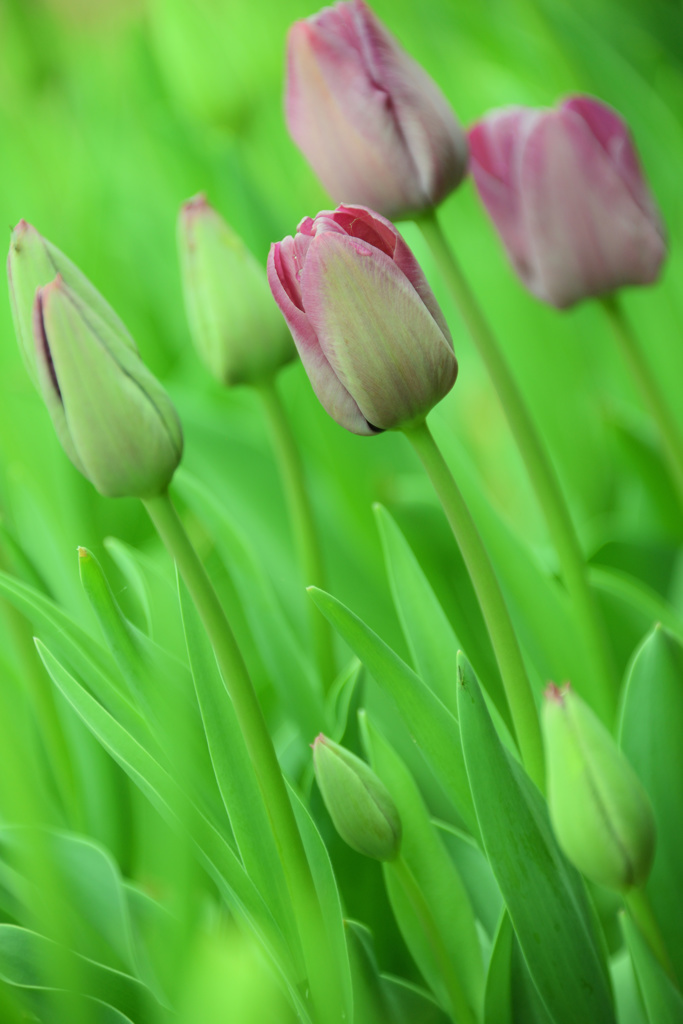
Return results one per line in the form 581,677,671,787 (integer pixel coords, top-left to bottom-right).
543,683,656,891
468,96,666,308
286,0,468,219
31,275,183,498
7,219,134,385
268,204,457,435
313,734,402,861
178,195,295,386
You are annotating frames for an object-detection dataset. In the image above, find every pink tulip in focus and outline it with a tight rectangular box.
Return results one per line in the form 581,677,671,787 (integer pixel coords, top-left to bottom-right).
468,96,666,308
268,205,457,434
286,0,468,219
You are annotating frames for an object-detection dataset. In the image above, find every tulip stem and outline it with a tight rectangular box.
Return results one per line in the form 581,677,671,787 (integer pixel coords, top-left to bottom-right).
403,420,545,790
417,209,619,724
625,886,678,986
256,377,336,691
602,295,683,508
143,490,344,1024
390,855,476,1024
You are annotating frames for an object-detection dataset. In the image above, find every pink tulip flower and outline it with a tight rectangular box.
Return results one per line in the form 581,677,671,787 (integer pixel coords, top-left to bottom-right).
268,205,457,434
286,0,468,219
468,96,666,308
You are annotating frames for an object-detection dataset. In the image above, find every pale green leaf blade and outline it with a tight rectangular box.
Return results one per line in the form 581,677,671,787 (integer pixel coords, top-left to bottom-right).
457,655,615,1024
374,502,509,729
360,711,483,1017
308,586,477,837
619,625,683,986
177,573,299,960
622,913,683,1024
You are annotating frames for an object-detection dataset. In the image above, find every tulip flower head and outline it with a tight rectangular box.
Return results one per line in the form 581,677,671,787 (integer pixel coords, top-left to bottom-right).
178,195,295,386
286,0,468,219
8,219,135,385
543,683,656,891
30,275,183,498
268,204,457,434
468,96,666,308
6,221,184,501
312,734,402,861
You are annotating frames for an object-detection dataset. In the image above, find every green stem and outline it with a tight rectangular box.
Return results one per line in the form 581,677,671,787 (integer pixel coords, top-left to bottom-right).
602,295,683,508
143,491,342,1024
403,420,545,790
417,209,619,723
256,378,336,690
390,855,476,1024
625,886,678,986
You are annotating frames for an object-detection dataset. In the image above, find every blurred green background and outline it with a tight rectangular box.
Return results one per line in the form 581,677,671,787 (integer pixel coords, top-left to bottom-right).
1,0,683,1007
2,0,683,626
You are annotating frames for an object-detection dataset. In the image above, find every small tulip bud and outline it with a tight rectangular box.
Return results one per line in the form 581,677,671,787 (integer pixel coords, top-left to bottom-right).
178,195,295,386
468,96,666,308
31,275,183,498
268,204,457,435
7,219,135,385
312,734,402,861
543,683,656,891
286,0,468,219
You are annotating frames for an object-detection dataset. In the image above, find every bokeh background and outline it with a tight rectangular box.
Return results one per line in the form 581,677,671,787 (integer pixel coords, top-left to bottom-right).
1,0,683,1007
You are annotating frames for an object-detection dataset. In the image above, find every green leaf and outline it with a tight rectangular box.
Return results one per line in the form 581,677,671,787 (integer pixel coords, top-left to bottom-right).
590,566,683,646
457,654,616,1024
433,819,502,939
360,712,483,1017
0,828,139,980
0,923,155,1021
177,573,299,963
622,912,683,1024
0,571,147,749
484,911,513,1024
345,921,451,1024
174,470,326,742
374,503,508,728
308,586,477,837
33,637,302,1006
325,658,363,743
289,785,354,1024
432,425,598,706
619,625,683,986
78,548,225,829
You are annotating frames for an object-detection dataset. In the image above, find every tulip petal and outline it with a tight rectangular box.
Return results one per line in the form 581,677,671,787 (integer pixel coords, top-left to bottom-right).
267,242,374,435
353,0,468,206
39,279,182,498
562,96,662,225
322,203,454,345
286,12,424,216
520,109,666,306
468,107,540,285
301,232,457,430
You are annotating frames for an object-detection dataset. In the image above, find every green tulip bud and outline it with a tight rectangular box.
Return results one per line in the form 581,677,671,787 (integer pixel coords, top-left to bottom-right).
543,683,656,891
32,275,183,498
7,219,134,386
312,734,402,861
178,195,295,386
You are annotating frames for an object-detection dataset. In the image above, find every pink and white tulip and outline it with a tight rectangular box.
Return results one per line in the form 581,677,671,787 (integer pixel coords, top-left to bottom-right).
286,0,468,219
468,96,666,308
268,205,457,434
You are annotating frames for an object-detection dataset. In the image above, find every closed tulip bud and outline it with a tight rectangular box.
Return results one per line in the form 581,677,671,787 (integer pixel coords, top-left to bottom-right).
7,219,134,385
468,96,666,308
543,683,656,891
286,0,468,219
178,195,295,386
313,734,402,861
31,276,183,498
268,204,457,435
